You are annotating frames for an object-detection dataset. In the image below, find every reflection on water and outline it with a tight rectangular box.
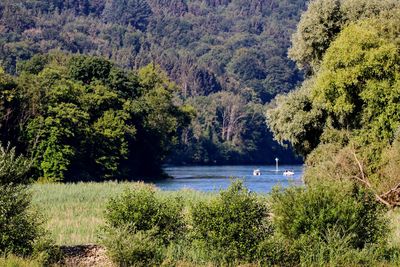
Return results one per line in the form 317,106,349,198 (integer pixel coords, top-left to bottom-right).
154,165,304,193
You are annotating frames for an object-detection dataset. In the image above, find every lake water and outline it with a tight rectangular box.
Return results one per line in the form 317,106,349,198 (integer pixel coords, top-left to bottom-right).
154,165,304,193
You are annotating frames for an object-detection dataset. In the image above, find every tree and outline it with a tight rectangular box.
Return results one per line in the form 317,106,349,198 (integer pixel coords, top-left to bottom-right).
266,79,325,157
2,54,191,181
289,0,399,75
126,64,192,176
269,10,400,206
103,0,152,31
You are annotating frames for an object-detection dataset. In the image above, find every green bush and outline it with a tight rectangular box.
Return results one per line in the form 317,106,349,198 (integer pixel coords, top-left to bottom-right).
256,235,299,266
103,184,184,243
271,180,388,250
0,185,43,256
101,184,184,266
102,227,164,267
189,180,271,263
296,233,400,266
0,143,32,185
0,144,58,264
0,144,38,257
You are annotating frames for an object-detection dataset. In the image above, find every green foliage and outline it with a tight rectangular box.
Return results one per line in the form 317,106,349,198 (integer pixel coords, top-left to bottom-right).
17,54,50,75
0,185,61,265
68,56,113,85
269,8,400,198
102,227,164,267
314,18,400,134
171,92,301,165
0,143,31,185
289,0,399,74
103,184,184,243
189,180,271,263
103,0,152,31
256,235,300,266
0,143,57,263
2,54,190,181
0,0,306,99
0,185,42,256
0,72,20,144
0,0,308,166
101,184,185,266
271,181,388,250
266,80,326,157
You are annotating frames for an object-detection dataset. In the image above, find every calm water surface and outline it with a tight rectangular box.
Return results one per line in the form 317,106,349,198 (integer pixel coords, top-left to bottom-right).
154,165,304,193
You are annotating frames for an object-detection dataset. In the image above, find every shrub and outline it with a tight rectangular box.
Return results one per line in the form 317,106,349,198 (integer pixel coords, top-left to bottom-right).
0,143,32,185
296,233,400,266
102,227,164,267
0,144,58,264
189,180,271,263
271,180,388,250
101,184,185,265
256,235,299,266
0,185,43,256
103,184,184,243
0,145,38,256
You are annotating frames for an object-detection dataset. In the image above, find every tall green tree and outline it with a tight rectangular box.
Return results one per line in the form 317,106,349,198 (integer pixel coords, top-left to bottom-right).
3,54,191,182
289,0,399,74
268,7,400,205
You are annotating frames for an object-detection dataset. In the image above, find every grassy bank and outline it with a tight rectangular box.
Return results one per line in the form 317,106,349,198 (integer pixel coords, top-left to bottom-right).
31,182,400,247
31,182,214,245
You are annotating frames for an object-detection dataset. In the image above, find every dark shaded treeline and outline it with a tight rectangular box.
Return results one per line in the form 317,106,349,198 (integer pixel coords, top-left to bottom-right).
1,54,191,182
0,0,306,166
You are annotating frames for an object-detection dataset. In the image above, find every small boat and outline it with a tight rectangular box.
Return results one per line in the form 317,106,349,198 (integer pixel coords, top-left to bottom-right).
283,170,294,176
253,169,261,176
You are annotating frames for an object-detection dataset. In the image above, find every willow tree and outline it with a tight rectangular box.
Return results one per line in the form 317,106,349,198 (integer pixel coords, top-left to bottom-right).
267,10,400,206
289,0,399,75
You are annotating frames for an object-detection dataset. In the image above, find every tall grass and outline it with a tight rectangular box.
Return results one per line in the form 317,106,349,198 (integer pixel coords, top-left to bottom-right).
31,182,214,245
0,255,41,267
389,209,400,247
31,182,400,254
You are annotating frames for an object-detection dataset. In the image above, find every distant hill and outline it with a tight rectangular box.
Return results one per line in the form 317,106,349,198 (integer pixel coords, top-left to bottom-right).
0,0,307,165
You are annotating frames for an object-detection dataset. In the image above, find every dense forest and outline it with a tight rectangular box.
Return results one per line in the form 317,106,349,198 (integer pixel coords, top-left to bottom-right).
0,0,307,167
1,54,192,182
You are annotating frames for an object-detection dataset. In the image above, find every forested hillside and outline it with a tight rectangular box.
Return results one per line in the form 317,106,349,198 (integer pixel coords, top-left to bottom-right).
0,0,307,165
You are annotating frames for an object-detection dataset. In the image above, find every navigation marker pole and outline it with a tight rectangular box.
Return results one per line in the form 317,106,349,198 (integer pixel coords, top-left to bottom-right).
275,157,279,172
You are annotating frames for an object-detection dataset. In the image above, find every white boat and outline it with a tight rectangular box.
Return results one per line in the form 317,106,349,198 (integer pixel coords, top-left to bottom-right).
253,169,261,176
283,170,294,176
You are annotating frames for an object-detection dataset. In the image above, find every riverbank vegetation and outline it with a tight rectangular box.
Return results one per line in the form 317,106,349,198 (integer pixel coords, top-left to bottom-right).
267,0,400,208
1,54,192,182
1,144,400,265
27,181,400,265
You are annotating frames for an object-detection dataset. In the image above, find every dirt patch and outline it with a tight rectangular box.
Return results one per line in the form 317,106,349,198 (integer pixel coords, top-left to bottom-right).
60,245,114,267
